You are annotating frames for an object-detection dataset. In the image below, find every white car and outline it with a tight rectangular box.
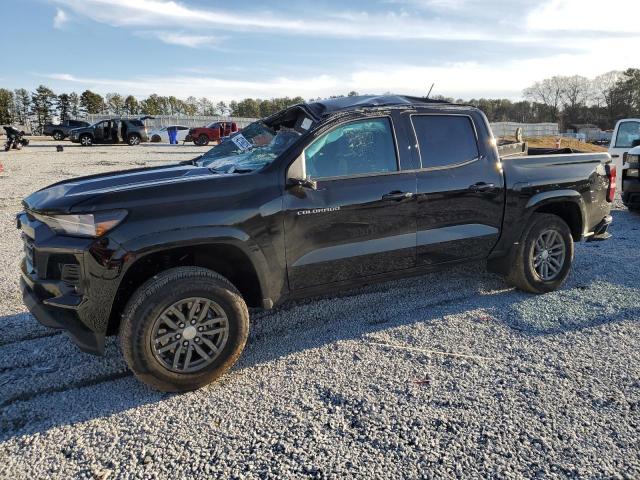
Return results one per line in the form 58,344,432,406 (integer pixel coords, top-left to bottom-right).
148,125,190,143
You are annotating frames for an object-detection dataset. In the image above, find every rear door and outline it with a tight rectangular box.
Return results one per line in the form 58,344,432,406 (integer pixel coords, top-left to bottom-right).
410,114,504,266
284,116,417,290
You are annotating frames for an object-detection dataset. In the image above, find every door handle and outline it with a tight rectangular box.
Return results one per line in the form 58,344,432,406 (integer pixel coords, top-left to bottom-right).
382,191,414,201
469,182,495,192
611,154,620,158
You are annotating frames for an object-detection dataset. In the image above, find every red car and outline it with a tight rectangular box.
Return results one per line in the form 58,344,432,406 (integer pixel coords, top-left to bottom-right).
189,121,238,146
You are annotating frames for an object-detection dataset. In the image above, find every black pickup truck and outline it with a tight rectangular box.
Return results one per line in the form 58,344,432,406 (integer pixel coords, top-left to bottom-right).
43,119,90,140
17,95,615,391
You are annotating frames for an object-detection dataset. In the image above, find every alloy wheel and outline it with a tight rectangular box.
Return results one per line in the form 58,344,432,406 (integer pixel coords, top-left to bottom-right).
151,297,229,373
532,229,566,281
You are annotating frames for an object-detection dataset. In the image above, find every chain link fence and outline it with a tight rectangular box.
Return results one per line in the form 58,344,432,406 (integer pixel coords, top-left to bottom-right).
490,122,559,138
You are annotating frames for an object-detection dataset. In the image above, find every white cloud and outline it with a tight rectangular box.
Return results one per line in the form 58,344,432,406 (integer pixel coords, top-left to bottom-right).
53,8,68,29
40,0,640,101
51,0,502,41
138,31,222,48
40,32,637,102
527,0,640,33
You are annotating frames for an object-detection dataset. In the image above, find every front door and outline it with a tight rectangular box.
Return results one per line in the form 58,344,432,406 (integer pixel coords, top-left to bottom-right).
284,117,417,291
93,121,108,143
410,114,504,266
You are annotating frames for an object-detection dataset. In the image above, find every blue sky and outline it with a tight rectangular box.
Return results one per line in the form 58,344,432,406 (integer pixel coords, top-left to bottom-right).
1,0,638,101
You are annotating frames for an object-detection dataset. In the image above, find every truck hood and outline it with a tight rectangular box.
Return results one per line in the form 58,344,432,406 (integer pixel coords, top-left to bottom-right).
69,126,90,134
23,163,218,213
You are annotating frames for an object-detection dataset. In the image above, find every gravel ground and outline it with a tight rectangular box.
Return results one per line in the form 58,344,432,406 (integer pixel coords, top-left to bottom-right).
0,139,639,479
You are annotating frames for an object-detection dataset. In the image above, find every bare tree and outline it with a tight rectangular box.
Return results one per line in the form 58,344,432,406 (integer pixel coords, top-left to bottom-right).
523,76,565,120
562,75,591,110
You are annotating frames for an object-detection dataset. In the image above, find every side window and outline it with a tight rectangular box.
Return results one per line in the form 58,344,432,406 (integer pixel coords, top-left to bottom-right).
615,121,640,148
412,115,479,169
305,118,398,179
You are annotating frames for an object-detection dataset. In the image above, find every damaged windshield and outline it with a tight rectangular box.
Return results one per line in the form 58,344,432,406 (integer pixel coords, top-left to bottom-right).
196,121,302,173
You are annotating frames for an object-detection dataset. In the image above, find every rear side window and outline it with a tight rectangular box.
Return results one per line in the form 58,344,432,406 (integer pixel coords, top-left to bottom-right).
412,115,479,169
129,120,144,127
305,118,398,179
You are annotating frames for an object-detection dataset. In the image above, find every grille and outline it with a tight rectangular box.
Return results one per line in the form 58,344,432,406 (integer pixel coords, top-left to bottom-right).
60,264,81,285
23,237,35,274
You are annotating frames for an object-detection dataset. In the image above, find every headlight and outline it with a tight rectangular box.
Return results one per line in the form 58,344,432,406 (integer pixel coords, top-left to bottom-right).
34,210,127,237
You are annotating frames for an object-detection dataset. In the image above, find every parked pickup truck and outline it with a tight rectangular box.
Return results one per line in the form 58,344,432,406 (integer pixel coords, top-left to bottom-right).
43,119,90,140
622,145,640,210
17,95,615,391
609,118,640,209
189,121,238,146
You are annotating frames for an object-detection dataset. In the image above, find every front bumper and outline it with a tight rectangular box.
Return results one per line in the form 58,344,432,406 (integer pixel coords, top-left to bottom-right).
17,212,128,355
21,277,105,354
622,177,640,206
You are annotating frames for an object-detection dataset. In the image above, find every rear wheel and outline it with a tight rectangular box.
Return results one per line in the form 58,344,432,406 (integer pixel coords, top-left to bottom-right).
80,134,93,146
52,131,64,141
119,267,249,392
151,134,161,143
196,134,210,146
505,213,574,294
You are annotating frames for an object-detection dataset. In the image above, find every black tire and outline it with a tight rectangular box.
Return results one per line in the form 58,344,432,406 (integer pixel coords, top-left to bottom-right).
80,134,93,147
151,134,161,143
4,142,10,152
504,213,574,294
119,267,249,392
127,134,141,146
185,134,192,142
196,134,210,146
52,131,64,141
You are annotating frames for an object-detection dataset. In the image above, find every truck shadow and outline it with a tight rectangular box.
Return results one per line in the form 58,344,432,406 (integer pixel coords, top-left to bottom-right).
1,210,638,442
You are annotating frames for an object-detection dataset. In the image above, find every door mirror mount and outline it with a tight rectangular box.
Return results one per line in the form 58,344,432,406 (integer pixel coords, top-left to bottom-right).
286,152,316,189
287,177,317,190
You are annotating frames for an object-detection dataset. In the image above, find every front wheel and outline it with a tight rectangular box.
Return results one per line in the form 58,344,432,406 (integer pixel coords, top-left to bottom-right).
119,267,249,392
127,134,141,145
505,213,574,294
80,134,93,146
52,131,64,141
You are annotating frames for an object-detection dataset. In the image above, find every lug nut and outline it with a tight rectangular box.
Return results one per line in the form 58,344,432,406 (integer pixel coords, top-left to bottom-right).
176,334,181,339
195,337,200,342
191,320,196,325
198,327,203,332
183,341,188,346
179,323,185,328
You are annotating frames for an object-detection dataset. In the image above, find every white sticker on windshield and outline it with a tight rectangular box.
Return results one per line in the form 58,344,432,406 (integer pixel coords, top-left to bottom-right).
231,133,252,151
301,117,312,130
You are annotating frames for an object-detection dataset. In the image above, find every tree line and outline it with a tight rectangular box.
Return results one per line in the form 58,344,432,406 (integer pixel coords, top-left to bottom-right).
1,68,639,132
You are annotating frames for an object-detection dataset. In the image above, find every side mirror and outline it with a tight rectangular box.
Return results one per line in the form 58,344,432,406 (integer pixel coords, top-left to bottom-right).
632,139,640,148
287,177,317,190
